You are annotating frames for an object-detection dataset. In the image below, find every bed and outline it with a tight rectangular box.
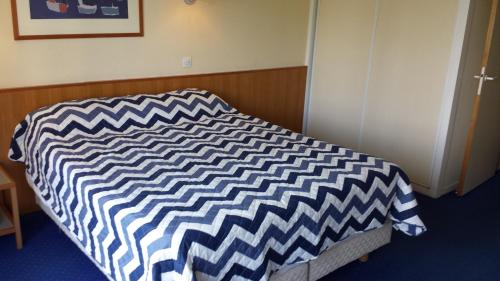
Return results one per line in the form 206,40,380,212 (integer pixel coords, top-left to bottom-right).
9,89,425,281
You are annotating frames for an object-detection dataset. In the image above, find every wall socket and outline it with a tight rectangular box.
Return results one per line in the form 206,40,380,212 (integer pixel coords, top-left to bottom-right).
182,56,192,68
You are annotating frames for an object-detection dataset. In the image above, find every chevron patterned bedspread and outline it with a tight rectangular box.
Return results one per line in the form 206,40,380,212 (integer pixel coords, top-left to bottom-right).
9,89,425,281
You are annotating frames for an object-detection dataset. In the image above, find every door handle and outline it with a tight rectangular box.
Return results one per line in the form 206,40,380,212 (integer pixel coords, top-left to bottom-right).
473,67,495,96
474,74,496,81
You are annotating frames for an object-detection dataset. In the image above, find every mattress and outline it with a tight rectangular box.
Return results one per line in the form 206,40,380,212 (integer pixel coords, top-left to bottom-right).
9,89,425,281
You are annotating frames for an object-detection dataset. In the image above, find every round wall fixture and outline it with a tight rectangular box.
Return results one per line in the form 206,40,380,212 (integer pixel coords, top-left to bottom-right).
184,0,196,5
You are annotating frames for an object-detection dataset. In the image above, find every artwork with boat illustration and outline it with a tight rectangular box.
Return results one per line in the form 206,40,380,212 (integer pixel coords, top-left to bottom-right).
11,0,142,40
29,0,129,19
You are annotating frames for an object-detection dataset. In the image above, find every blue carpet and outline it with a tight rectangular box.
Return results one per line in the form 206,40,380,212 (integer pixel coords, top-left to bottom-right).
1,175,499,281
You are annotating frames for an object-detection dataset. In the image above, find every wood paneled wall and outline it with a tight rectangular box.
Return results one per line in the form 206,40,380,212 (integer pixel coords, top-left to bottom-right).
0,66,307,213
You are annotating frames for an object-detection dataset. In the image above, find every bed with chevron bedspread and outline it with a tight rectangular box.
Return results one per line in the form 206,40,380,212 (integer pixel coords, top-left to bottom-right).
9,89,425,281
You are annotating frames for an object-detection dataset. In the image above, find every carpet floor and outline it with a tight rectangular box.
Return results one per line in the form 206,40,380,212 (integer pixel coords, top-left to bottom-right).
1,174,499,281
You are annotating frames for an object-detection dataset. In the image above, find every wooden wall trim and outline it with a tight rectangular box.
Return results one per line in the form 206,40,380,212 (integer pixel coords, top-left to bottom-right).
0,66,306,93
0,66,307,213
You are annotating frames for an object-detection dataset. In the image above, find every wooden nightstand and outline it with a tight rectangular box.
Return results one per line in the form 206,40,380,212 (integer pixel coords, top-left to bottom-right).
0,165,22,249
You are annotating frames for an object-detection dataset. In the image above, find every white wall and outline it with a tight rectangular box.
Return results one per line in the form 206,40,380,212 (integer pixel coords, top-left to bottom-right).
307,0,462,192
0,0,310,88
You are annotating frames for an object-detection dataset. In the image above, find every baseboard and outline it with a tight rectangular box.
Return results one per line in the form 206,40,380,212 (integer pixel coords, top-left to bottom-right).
411,183,435,198
411,181,458,199
434,181,459,198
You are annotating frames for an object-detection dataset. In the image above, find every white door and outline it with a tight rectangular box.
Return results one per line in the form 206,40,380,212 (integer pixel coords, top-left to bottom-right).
457,0,500,195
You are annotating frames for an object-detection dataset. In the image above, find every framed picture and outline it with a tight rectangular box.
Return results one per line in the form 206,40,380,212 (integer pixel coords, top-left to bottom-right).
11,0,144,40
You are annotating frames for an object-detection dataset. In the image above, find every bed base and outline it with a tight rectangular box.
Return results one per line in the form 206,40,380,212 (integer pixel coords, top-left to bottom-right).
34,195,115,281
270,222,392,281
35,193,391,281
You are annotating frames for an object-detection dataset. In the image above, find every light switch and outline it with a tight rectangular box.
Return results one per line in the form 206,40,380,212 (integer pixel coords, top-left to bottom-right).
182,56,192,68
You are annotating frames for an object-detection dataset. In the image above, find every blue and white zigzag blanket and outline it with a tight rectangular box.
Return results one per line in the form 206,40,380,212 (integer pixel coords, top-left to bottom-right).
9,89,425,281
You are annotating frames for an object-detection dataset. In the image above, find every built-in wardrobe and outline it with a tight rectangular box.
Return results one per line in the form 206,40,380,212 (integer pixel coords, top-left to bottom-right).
305,0,499,198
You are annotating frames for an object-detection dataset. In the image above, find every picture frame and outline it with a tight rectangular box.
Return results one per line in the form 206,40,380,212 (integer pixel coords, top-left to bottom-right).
10,0,144,40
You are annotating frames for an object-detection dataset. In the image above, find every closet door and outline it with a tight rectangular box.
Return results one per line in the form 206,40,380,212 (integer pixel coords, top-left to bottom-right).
307,0,376,148
359,0,459,188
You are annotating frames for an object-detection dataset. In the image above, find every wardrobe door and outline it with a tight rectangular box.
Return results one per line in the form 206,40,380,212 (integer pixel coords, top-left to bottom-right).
307,0,376,148
359,0,459,188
